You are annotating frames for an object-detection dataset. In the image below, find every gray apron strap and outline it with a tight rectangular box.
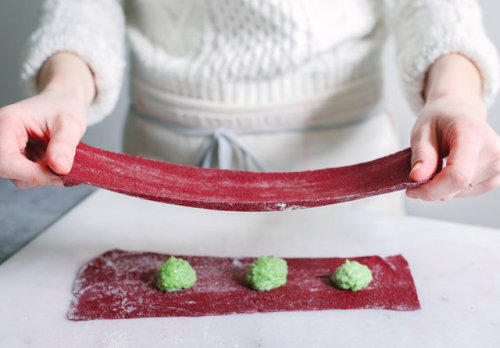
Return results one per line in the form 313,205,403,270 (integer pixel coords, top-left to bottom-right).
131,103,384,172
196,128,266,171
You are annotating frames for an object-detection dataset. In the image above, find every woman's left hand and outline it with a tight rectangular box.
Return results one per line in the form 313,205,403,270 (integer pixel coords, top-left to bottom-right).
407,94,500,201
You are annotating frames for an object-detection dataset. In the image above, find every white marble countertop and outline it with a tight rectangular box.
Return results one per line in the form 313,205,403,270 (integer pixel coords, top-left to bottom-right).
0,189,499,347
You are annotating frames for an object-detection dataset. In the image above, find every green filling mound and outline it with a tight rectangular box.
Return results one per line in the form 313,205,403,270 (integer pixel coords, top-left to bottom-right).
331,259,373,291
156,256,197,292
246,255,288,291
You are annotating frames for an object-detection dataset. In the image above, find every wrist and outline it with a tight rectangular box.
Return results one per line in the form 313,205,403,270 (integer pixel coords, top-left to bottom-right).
419,91,487,123
424,53,482,103
37,52,96,107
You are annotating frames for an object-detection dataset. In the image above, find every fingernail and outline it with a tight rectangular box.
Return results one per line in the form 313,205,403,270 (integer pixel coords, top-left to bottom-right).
54,154,70,169
51,178,63,186
16,182,35,190
411,161,422,173
406,190,419,199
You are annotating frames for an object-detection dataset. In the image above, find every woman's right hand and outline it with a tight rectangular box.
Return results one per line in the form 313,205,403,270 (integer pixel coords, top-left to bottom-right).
0,52,95,189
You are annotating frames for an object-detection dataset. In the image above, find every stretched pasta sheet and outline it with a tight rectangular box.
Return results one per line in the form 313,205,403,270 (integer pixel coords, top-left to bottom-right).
68,249,420,321
61,143,424,212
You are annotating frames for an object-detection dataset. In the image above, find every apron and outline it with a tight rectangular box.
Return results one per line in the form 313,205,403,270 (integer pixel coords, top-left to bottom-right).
123,75,404,214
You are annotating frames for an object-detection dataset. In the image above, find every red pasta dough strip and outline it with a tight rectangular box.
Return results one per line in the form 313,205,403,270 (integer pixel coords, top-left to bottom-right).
61,143,427,212
68,249,420,321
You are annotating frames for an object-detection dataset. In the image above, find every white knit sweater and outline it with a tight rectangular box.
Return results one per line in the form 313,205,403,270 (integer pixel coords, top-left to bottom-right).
21,0,499,126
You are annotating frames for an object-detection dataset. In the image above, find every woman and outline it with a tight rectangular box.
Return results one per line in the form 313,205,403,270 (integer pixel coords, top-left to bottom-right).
0,0,499,214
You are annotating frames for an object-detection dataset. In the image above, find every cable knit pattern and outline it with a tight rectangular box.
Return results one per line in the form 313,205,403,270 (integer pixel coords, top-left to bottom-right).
21,0,498,122
125,0,386,106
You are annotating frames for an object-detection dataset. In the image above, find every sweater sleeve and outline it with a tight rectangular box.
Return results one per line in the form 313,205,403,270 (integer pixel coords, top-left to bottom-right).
390,0,499,113
21,0,126,126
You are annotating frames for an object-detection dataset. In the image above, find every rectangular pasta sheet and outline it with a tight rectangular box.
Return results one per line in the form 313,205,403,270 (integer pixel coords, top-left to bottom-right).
62,143,425,211
68,249,420,320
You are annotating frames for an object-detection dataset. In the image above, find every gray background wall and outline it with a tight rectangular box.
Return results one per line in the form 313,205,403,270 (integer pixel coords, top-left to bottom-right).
1,0,499,228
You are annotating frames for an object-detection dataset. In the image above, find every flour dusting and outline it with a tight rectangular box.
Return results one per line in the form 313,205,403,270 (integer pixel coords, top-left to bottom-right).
67,250,420,320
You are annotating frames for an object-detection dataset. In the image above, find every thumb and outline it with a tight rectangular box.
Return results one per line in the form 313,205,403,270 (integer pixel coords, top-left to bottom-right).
409,124,440,182
46,117,85,175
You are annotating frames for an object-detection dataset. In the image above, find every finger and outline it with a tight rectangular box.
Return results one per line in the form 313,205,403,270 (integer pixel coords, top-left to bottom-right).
410,131,482,201
440,130,481,190
455,175,500,198
439,194,455,202
439,127,500,199
409,121,440,182
46,116,85,175
0,114,58,185
407,165,468,201
474,130,500,183
12,176,64,189
1,155,63,186
11,179,40,190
